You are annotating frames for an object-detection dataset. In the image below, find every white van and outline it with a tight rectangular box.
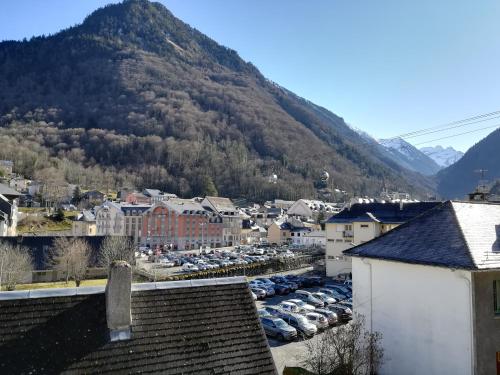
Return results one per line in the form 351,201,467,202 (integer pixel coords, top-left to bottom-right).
182,263,199,272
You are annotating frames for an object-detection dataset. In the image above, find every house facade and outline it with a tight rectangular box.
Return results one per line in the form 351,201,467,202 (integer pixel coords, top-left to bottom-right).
0,184,21,236
141,199,223,250
72,210,96,236
345,201,500,375
95,202,125,236
326,201,440,277
202,196,241,247
267,221,292,245
287,199,339,221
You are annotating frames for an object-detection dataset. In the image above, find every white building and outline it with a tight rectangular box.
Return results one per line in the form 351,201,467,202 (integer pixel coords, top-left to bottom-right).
202,196,241,246
0,184,20,237
287,199,339,221
345,201,500,375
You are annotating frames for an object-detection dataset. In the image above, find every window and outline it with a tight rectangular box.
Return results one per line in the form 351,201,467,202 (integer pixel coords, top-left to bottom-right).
344,224,352,231
494,280,500,316
360,224,369,228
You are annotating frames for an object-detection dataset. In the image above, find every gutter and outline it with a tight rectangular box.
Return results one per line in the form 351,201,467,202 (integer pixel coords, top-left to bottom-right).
362,258,373,333
457,271,475,375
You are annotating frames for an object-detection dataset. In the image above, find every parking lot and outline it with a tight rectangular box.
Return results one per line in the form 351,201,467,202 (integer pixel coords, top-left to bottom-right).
253,275,353,374
135,244,320,278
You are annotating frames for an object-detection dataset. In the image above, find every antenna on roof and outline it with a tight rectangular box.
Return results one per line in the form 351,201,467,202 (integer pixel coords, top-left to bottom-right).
474,169,489,193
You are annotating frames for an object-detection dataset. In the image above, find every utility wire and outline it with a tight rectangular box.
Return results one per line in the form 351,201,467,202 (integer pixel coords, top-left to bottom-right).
392,110,500,139
413,123,500,146
402,114,500,139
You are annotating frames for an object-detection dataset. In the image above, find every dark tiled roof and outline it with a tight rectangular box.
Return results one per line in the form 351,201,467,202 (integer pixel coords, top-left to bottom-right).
0,280,277,375
344,201,500,270
0,183,21,197
327,201,440,224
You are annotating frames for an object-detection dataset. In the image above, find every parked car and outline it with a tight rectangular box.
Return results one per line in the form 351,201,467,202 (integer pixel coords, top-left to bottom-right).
270,276,299,291
182,263,199,272
325,284,352,297
314,308,338,326
305,312,329,330
272,283,290,295
294,290,325,307
337,299,353,309
286,299,315,313
257,308,271,318
278,313,317,338
264,305,283,317
312,292,336,305
318,288,349,301
328,304,353,322
260,317,297,341
278,301,301,314
251,287,267,300
251,291,258,301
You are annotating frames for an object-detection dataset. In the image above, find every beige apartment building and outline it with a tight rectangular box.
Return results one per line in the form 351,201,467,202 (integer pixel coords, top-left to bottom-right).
325,201,440,277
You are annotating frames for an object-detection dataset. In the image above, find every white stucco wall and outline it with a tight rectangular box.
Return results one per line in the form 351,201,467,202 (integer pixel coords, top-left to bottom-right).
352,258,473,375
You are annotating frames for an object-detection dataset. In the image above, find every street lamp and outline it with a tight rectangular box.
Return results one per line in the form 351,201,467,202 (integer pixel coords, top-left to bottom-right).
199,222,206,255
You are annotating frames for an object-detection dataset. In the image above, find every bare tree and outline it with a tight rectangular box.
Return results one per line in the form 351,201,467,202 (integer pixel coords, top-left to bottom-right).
300,314,384,375
51,237,90,287
0,242,33,291
99,236,134,267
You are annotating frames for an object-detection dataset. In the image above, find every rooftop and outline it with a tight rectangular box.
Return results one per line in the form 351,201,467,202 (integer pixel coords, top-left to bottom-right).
0,277,277,374
344,201,500,270
327,201,440,224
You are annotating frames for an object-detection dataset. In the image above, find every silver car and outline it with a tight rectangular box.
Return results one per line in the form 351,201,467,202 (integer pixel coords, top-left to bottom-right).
260,317,297,341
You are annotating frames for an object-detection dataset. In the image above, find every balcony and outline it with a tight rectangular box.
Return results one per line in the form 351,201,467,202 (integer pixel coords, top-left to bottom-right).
343,230,353,238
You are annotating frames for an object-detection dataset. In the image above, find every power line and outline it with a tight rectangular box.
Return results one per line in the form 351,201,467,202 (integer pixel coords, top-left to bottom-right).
413,123,500,146
392,110,500,139
402,114,500,139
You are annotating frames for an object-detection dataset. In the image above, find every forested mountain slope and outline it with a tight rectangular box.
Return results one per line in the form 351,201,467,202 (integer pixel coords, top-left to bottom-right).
437,128,500,198
0,0,433,200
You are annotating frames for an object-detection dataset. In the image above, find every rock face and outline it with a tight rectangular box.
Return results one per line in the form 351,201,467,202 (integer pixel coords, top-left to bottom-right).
420,145,464,168
0,0,433,199
379,138,441,176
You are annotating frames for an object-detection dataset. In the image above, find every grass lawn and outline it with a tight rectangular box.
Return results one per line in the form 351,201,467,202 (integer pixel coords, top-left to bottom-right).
10,278,108,291
17,210,79,234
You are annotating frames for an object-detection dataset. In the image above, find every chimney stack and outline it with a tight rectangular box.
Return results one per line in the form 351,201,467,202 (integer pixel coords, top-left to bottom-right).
106,261,132,341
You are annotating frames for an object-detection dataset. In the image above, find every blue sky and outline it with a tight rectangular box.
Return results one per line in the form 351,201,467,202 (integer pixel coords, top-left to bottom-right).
2,0,500,152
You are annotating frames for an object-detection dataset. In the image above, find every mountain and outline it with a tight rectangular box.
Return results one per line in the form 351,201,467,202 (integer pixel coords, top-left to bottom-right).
437,128,500,198
378,138,441,176
420,145,463,168
0,0,433,201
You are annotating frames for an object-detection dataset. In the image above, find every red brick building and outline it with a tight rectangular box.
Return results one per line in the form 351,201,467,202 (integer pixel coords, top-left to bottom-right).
141,199,223,250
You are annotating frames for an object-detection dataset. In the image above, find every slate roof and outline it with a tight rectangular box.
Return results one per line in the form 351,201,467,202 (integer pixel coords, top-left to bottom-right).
344,201,500,270
0,277,277,375
204,196,237,214
0,183,21,197
327,201,440,224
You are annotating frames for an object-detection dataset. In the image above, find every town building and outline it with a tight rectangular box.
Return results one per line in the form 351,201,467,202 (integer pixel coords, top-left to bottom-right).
0,184,20,236
141,199,223,250
345,201,500,375
95,201,125,236
81,190,106,206
0,160,13,176
325,201,440,277
287,199,339,222
267,220,293,245
95,202,151,242
0,263,277,374
142,189,177,203
202,196,242,246
123,191,150,205
72,210,96,236
291,227,326,247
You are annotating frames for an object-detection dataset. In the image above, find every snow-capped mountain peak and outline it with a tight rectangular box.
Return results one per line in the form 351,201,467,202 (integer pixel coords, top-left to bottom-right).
420,145,464,168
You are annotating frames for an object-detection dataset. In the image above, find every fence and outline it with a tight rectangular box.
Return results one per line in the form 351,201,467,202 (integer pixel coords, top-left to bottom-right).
136,255,323,282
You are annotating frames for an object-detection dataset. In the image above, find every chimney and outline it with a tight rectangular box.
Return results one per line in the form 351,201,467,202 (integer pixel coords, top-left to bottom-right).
399,200,404,211
106,261,132,341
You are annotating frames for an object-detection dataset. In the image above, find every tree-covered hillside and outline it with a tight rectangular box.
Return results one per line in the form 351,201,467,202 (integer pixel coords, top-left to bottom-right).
0,0,433,200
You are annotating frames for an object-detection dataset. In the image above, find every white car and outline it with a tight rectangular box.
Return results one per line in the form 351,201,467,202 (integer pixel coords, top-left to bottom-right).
286,299,315,313
312,292,336,305
305,312,329,330
278,301,301,314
